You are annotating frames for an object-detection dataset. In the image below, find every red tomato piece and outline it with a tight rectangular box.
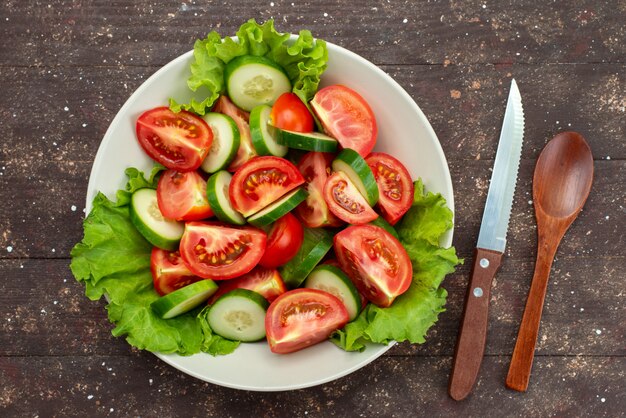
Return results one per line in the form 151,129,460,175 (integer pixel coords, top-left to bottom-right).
136,107,212,171
229,156,305,217
366,153,414,225
270,92,314,133
259,213,304,268
295,152,343,228
212,96,257,171
265,288,349,354
323,171,378,224
179,221,266,280
310,85,377,157
208,267,286,304
334,224,412,308
156,169,214,221
150,248,204,296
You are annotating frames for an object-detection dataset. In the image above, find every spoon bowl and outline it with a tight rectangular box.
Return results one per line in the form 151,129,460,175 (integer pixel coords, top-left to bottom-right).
534,132,594,219
506,131,593,392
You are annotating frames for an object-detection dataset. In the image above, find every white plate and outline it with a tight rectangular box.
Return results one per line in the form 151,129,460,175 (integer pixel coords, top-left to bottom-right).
86,39,454,391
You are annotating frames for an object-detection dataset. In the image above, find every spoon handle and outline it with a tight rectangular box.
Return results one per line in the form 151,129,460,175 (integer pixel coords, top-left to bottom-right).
449,248,503,400
506,236,559,391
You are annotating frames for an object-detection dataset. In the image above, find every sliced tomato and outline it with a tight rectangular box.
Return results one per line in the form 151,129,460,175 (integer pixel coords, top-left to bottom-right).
179,221,266,280
208,267,286,304
366,153,414,225
270,92,314,133
310,85,377,157
265,288,349,354
230,156,305,217
150,248,203,296
212,96,257,171
295,152,343,228
156,169,214,221
323,171,378,224
136,107,212,171
259,213,304,268
334,224,412,307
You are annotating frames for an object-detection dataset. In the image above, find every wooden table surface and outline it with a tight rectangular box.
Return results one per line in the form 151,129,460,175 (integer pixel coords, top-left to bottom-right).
1,1,624,416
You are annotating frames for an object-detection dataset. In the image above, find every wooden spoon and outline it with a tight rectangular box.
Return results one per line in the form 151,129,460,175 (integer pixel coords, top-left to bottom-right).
506,131,593,391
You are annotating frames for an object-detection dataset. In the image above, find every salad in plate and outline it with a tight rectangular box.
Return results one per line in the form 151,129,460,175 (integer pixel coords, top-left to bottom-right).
70,19,460,357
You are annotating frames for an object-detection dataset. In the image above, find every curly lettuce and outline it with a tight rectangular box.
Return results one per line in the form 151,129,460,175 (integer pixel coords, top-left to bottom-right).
170,18,328,115
331,180,461,351
70,167,237,356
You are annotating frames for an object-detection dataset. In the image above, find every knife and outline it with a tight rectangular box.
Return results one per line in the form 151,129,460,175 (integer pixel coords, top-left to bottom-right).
448,79,525,401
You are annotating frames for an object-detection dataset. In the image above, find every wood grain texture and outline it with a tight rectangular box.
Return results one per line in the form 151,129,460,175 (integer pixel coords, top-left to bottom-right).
449,248,503,400
0,356,624,417
0,0,624,415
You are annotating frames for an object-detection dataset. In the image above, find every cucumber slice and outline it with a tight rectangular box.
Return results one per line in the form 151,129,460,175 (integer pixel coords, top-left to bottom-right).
129,188,184,250
249,105,288,157
332,148,379,206
151,279,218,319
279,228,333,288
304,265,362,321
208,289,269,342
224,55,291,112
206,171,246,225
201,112,240,173
247,187,308,227
274,128,338,152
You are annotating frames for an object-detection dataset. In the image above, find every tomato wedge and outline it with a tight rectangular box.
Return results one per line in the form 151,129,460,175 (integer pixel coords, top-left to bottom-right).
157,169,214,221
212,96,257,171
265,288,349,354
150,248,204,296
366,153,414,225
310,85,377,157
230,156,305,217
259,213,304,268
323,171,378,224
136,107,212,171
295,152,343,228
334,224,412,308
208,267,286,304
179,221,266,280
270,92,314,133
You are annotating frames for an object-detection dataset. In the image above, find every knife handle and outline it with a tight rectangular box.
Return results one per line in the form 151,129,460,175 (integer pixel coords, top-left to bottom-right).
449,247,503,401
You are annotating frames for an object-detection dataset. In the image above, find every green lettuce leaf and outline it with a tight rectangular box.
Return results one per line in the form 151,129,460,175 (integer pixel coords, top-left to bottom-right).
70,167,237,356
331,179,461,351
170,18,327,115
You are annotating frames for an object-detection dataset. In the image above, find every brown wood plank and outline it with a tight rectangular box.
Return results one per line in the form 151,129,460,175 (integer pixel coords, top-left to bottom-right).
1,1,624,67
0,158,622,260
0,355,623,416
1,64,624,167
1,255,622,357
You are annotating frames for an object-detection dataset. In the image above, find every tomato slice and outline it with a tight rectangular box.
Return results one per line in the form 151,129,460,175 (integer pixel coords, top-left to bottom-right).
150,248,204,296
156,169,214,221
136,107,212,171
310,85,377,157
179,221,266,280
259,213,304,268
270,92,314,133
230,156,305,217
208,267,286,304
334,224,412,307
212,96,257,171
366,153,414,225
265,288,349,354
295,152,343,228
323,171,378,224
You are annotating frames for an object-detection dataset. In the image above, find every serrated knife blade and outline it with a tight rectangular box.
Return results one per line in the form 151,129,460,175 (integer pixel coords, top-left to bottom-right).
477,79,525,253
449,79,525,401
